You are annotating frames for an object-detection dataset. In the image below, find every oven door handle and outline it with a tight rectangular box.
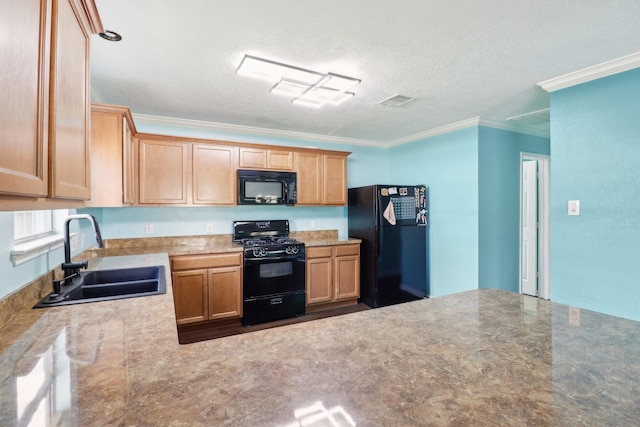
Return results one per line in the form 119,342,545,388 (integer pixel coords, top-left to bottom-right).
245,255,303,262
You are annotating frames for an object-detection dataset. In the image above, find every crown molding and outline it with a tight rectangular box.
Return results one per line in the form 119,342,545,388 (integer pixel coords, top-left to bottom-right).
538,51,640,92
479,118,550,138
386,117,481,146
131,114,388,148
131,113,547,149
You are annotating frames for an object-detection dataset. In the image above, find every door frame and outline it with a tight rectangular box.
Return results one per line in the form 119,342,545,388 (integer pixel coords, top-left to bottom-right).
519,153,550,299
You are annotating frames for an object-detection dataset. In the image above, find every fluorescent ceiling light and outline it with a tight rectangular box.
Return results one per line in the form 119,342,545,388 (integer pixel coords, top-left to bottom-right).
236,54,360,107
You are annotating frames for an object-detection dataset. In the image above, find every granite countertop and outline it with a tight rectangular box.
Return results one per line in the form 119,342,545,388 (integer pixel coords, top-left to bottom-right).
0,252,180,425
2,285,640,425
86,232,360,259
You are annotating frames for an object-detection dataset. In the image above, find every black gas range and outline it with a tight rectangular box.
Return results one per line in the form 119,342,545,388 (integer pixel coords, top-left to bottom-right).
233,220,306,325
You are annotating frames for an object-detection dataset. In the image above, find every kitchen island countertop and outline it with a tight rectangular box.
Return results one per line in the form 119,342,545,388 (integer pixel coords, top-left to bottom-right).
2,280,640,425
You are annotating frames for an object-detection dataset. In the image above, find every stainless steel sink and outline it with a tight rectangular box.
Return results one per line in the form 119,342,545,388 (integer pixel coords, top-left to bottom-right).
34,265,166,308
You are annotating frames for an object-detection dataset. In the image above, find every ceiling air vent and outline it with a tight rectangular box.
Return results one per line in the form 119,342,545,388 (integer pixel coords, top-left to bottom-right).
379,94,414,107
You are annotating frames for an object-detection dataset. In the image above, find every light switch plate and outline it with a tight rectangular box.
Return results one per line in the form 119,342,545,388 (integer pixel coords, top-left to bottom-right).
568,200,580,216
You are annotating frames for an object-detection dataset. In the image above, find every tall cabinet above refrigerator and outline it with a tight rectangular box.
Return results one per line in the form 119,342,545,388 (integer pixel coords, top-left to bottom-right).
348,185,429,308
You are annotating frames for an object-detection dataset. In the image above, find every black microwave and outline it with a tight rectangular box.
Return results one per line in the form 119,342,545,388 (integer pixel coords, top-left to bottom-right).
237,169,297,205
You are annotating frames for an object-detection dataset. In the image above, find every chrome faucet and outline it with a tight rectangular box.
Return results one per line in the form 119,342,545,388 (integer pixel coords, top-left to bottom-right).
59,214,104,287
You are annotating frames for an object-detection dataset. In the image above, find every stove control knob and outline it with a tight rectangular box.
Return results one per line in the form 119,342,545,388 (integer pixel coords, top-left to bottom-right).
260,248,267,257
291,246,299,254
285,246,292,255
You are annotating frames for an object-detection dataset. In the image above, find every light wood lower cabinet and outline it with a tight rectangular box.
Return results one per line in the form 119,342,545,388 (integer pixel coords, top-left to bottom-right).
170,253,242,325
306,244,360,311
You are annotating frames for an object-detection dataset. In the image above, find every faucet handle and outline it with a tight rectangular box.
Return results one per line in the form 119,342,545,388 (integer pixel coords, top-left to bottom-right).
61,260,88,271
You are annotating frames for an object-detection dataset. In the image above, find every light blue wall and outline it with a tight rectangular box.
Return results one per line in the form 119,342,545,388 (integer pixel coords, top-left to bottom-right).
0,211,103,299
86,206,348,239
389,127,480,297
550,68,640,321
478,127,550,292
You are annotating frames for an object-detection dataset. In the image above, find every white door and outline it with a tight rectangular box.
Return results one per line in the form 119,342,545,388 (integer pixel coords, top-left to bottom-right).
521,160,538,296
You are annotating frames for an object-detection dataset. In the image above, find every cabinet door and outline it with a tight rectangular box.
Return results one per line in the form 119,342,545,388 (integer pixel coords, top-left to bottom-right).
193,144,236,205
334,255,360,300
122,115,135,204
295,151,323,205
0,0,50,197
306,257,333,304
86,108,123,207
138,139,188,204
172,269,208,325
238,147,266,169
323,154,347,205
49,0,91,199
267,150,293,170
208,266,242,320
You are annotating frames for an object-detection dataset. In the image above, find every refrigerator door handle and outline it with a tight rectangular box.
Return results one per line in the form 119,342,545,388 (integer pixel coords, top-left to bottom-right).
377,227,384,262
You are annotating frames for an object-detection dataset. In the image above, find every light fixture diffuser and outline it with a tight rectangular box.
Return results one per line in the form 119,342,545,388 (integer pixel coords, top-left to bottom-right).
236,54,360,107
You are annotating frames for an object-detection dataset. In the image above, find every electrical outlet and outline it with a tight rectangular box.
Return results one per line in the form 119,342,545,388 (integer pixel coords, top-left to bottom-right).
145,224,154,234
206,223,213,233
310,220,317,229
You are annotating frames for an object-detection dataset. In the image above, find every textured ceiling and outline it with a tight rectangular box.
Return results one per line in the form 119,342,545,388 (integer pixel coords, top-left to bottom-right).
91,0,640,146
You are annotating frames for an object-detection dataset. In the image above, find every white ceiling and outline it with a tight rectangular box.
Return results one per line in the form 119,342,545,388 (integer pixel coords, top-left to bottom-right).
91,0,640,146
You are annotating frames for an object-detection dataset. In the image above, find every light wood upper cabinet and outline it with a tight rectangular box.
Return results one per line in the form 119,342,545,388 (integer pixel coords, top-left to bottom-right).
239,147,293,170
136,136,238,206
193,144,237,205
48,0,96,200
138,139,189,204
86,104,136,207
1,0,100,201
323,153,348,205
294,151,348,206
294,151,323,205
0,0,51,197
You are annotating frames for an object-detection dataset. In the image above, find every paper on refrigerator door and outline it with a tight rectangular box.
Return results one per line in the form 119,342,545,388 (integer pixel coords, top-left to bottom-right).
383,200,396,225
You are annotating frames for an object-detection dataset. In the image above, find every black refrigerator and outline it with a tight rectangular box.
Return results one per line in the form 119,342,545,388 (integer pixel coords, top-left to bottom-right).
348,185,429,308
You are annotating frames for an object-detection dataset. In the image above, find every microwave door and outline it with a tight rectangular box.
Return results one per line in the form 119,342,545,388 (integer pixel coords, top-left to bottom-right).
243,179,284,204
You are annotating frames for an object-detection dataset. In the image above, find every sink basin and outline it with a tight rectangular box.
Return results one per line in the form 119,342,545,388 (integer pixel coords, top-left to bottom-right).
34,265,166,308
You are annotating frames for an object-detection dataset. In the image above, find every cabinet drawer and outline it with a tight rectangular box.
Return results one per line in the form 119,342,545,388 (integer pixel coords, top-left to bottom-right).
306,246,333,259
171,253,242,270
335,244,359,257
